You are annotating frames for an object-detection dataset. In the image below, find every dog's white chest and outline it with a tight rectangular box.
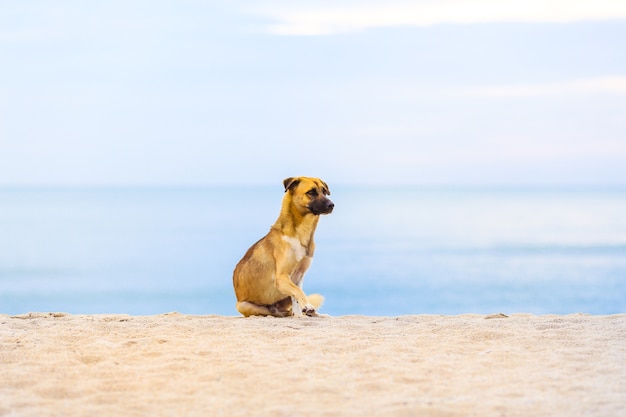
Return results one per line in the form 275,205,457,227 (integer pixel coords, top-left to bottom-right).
282,235,306,262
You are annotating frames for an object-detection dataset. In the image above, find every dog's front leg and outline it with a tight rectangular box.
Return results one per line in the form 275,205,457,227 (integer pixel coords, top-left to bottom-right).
290,297,303,317
289,256,313,317
290,255,311,288
274,273,315,316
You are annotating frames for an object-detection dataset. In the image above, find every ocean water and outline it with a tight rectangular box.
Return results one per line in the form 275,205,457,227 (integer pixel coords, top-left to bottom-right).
1,186,625,316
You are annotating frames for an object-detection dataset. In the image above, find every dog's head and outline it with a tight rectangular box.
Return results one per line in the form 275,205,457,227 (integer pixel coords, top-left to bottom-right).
283,177,334,215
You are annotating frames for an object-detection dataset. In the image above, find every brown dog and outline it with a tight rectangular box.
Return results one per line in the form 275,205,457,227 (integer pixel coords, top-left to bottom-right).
233,177,334,317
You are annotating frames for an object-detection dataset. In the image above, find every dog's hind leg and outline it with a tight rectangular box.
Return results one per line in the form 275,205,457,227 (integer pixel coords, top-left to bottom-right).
236,301,270,317
270,297,293,317
236,301,290,317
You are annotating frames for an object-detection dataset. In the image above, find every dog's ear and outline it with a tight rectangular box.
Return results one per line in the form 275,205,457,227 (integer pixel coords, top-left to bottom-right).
283,177,300,193
321,180,331,196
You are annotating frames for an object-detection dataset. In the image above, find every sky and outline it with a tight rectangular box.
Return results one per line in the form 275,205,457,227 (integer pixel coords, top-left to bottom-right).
1,0,625,186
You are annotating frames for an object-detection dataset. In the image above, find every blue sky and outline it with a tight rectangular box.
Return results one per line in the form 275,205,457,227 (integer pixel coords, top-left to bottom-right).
1,1,625,186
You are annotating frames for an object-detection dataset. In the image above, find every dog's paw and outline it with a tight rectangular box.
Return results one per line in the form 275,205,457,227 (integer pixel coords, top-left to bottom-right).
302,304,316,316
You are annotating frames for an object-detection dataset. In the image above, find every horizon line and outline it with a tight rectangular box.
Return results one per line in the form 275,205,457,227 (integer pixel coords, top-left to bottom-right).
1,183,625,190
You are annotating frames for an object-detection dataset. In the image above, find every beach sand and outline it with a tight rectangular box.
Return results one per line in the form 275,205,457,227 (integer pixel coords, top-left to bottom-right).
1,313,624,416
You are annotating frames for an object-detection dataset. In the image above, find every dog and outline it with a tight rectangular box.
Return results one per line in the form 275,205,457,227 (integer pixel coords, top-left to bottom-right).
233,177,334,317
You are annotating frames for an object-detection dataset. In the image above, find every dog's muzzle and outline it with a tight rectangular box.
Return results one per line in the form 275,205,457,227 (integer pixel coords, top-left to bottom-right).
309,198,334,215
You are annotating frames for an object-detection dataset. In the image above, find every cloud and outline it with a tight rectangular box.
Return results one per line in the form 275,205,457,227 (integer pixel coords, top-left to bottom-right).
250,0,626,35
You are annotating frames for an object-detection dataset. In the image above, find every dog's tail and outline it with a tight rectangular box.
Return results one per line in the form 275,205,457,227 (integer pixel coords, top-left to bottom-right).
308,293,325,310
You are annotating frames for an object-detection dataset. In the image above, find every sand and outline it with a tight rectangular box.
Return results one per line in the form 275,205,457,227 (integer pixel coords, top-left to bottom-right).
1,312,624,417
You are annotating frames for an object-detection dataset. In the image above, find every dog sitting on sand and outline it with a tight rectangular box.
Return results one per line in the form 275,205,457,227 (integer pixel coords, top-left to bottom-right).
233,177,334,317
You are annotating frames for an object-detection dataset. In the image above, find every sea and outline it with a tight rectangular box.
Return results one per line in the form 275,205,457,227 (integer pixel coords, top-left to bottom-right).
1,186,625,316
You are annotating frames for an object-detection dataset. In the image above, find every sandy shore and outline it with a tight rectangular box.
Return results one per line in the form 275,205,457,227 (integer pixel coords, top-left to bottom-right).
1,313,624,416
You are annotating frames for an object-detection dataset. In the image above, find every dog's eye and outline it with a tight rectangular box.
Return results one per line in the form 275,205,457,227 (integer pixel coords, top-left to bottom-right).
306,189,318,197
